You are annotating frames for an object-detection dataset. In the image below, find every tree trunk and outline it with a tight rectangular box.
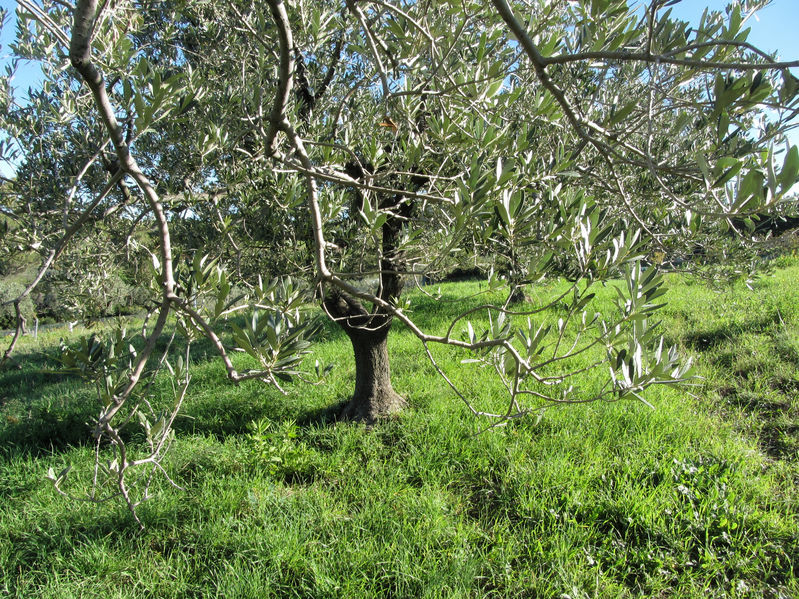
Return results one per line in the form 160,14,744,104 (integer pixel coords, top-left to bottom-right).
327,166,418,421
507,284,527,304
341,325,405,422
323,289,405,422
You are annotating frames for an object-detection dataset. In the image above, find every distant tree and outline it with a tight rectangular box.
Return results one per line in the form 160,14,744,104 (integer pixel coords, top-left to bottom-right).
1,0,798,523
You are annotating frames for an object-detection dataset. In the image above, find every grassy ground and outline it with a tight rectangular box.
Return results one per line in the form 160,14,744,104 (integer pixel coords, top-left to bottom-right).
1,259,798,598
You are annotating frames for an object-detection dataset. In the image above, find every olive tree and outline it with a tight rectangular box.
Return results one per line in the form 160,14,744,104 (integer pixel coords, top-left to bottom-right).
1,0,798,523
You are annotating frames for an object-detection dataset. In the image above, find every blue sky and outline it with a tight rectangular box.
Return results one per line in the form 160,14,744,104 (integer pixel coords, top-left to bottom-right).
667,0,798,72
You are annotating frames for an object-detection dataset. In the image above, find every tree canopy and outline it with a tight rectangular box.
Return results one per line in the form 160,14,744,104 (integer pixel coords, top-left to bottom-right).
1,0,798,523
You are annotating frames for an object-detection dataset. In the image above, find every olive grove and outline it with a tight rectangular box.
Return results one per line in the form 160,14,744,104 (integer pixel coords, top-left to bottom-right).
1,0,798,523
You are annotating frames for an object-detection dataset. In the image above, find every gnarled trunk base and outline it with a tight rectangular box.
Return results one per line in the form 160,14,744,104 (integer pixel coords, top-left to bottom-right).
323,289,405,423
341,329,405,422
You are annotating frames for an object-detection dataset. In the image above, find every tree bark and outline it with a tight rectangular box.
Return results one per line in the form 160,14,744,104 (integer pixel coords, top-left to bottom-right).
342,325,405,421
326,160,419,422
323,289,405,422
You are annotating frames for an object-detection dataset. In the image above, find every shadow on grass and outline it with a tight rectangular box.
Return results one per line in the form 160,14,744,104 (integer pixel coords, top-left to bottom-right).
171,397,335,439
681,311,783,351
0,314,341,452
660,295,799,463
0,408,95,458
759,424,799,461
0,292,490,460
704,347,799,463
0,369,77,402
295,396,350,427
0,350,96,458
1,372,352,468
715,384,798,461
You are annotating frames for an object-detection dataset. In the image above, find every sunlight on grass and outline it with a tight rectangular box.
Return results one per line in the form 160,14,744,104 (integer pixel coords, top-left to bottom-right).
1,260,798,598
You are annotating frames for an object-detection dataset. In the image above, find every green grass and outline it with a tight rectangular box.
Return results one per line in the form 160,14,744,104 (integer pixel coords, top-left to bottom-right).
2,260,798,598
